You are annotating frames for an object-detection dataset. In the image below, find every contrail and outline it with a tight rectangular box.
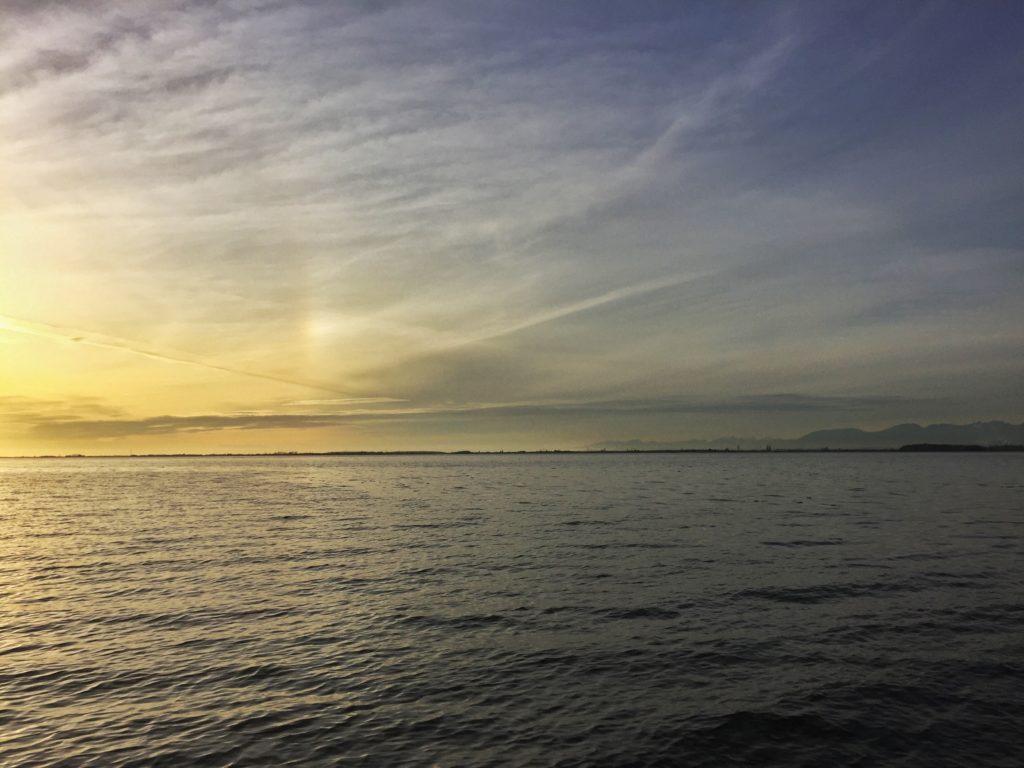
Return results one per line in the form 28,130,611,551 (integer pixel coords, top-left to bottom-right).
0,312,353,396
432,271,710,352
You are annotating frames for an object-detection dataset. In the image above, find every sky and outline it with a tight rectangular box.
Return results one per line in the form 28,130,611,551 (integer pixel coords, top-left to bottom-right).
1,0,1022,454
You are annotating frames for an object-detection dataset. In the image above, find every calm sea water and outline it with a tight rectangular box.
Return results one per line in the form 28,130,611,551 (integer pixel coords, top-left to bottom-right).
1,454,1022,767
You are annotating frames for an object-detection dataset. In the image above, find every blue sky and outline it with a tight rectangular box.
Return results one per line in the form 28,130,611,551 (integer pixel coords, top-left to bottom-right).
0,1,1021,452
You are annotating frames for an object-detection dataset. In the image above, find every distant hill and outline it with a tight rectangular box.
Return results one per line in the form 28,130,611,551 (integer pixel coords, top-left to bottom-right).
588,421,1024,451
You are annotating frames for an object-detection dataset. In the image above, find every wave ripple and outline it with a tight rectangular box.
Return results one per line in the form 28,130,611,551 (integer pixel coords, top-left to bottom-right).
1,453,1022,766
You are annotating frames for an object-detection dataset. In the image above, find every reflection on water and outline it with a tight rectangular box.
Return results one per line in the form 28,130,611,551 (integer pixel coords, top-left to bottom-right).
1,454,1022,766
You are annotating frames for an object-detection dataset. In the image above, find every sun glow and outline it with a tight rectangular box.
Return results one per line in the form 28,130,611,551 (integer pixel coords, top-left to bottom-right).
0,2,1020,456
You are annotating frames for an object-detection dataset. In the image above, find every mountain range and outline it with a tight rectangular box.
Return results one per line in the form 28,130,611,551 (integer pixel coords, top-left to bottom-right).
587,421,1024,451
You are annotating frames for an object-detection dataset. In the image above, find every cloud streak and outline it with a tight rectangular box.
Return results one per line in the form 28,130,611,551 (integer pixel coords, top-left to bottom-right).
1,2,1021,450
15,393,943,442
0,313,358,396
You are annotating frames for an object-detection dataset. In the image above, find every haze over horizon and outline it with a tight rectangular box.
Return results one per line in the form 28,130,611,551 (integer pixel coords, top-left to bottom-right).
2,1,1022,455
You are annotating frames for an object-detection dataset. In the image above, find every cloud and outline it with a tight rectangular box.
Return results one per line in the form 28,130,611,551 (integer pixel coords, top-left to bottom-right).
1,2,1021,450
396,270,712,357
0,312,360,396
0,395,126,422
18,393,942,442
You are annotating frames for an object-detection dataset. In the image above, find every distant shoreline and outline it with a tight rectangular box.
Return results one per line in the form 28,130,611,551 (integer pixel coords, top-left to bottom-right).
3,444,1022,459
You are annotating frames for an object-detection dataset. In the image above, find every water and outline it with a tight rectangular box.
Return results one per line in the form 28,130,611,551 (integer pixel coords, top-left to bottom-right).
1,453,1022,767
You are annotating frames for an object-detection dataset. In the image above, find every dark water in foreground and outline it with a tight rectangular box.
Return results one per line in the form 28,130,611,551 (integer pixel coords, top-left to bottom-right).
1,454,1022,767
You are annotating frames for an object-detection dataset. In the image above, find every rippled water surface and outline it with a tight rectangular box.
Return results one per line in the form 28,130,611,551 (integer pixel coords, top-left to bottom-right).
2,453,1023,766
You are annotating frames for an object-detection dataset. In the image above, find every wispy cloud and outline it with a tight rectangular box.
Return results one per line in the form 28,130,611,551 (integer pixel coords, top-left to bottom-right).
17,392,944,443
408,271,712,356
0,312,357,396
1,2,1021,449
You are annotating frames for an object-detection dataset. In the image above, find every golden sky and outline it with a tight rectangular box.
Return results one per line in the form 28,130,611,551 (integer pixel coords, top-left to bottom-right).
2,2,1022,455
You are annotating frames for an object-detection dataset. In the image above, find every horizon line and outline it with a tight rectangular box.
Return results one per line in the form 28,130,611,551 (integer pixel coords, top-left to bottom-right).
3,446,1022,460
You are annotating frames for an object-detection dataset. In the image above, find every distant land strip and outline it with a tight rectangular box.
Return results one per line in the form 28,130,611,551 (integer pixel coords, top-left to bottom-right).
898,443,1024,452
3,445,1023,459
